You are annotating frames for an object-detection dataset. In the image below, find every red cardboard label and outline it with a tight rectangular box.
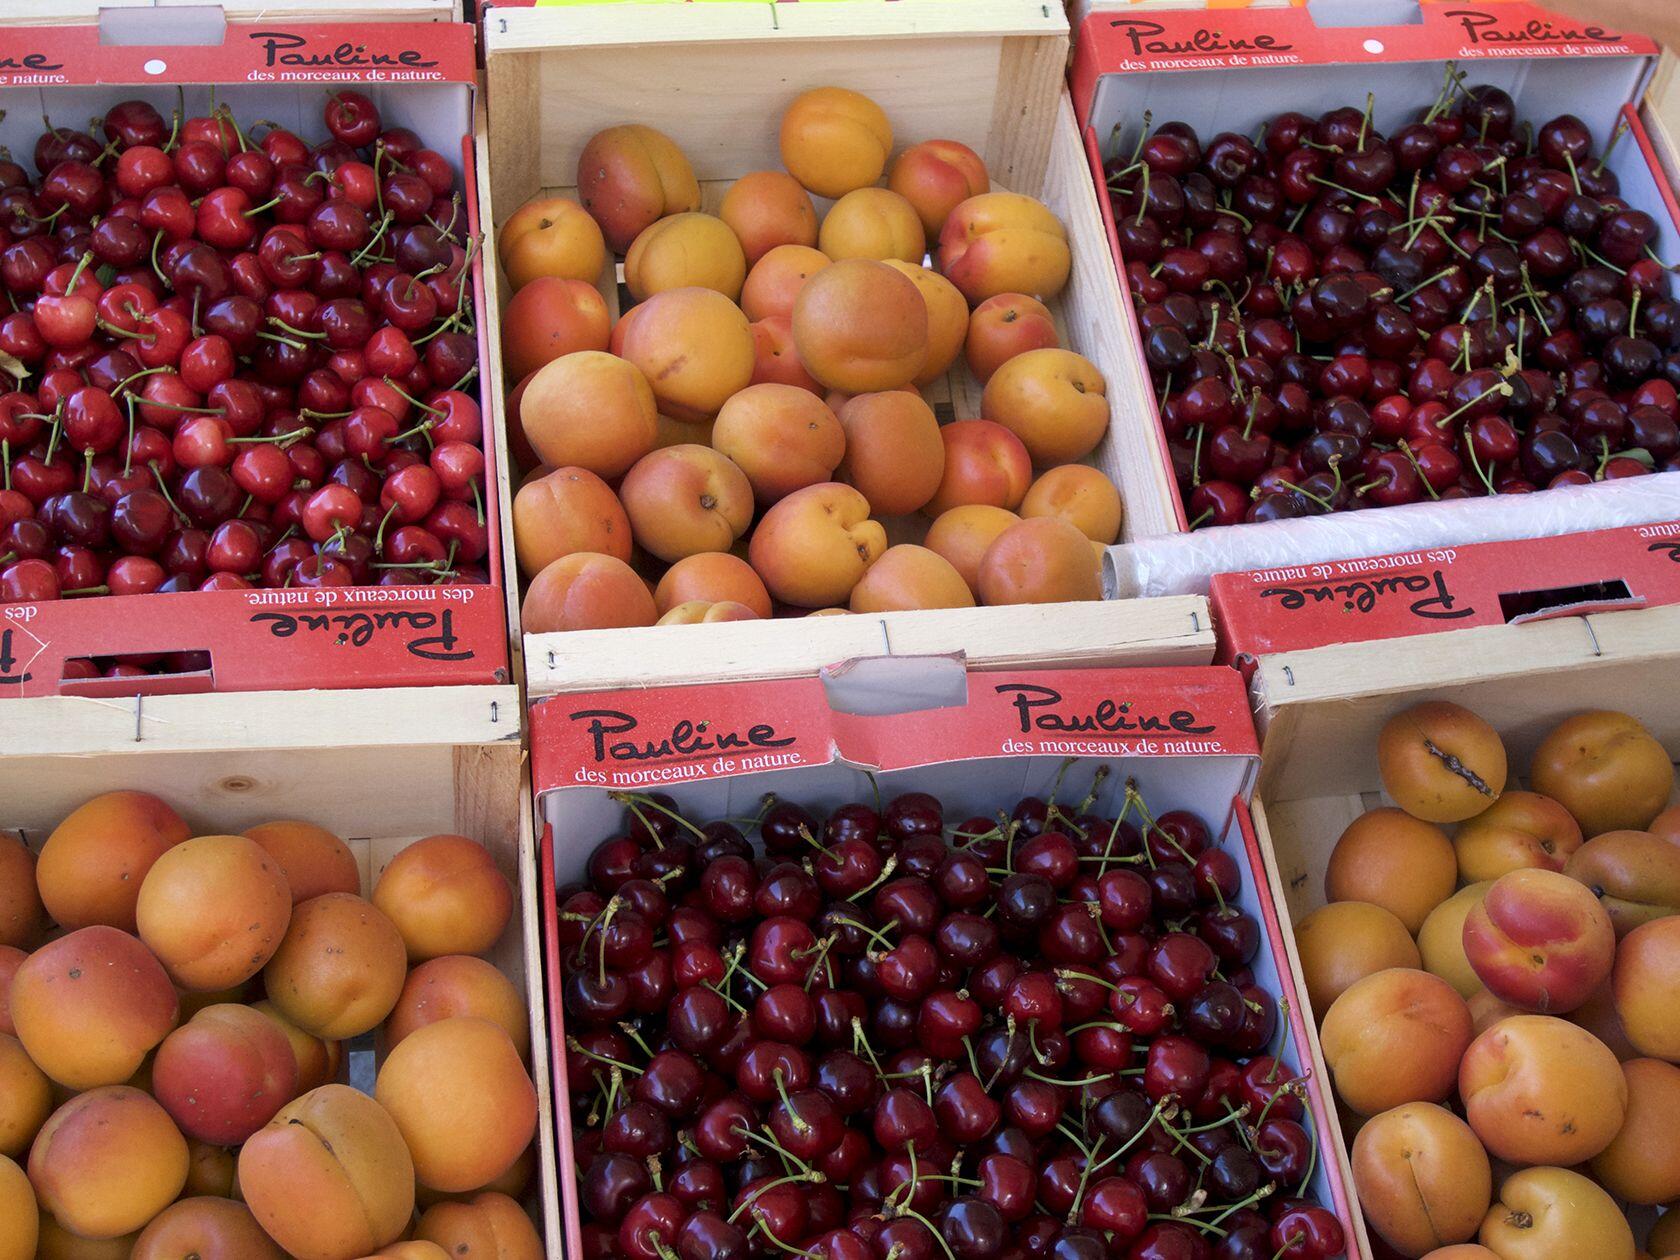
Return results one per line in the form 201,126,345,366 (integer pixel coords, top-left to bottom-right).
529,668,1258,795
0,23,476,88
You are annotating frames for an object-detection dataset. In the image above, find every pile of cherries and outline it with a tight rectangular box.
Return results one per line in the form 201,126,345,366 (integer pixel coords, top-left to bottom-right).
557,777,1345,1260
0,90,488,612
1106,70,1680,527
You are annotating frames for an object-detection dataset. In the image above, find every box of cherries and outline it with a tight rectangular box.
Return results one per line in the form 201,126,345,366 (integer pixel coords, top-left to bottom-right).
1069,2,1679,535
0,20,509,697
529,662,1358,1260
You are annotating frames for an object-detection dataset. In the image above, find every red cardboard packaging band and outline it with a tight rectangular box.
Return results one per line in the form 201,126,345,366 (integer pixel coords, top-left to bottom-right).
0,22,509,697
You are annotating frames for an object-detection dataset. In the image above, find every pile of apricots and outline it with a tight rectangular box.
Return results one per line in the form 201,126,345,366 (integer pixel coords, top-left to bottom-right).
1290,703,1680,1260
496,85,1122,631
0,791,541,1260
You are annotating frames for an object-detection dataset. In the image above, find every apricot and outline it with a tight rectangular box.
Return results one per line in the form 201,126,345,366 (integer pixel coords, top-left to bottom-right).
372,836,512,964
625,212,747,302
34,1215,136,1259
818,188,925,264
1479,1166,1633,1260
416,1191,543,1260
1532,711,1673,836
618,287,755,423
1569,980,1638,1060
1455,791,1583,883
497,196,607,291
0,834,41,950
1613,915,1680,1059
262,893,407,1040
750,315,823,393
976,516,1102,605
939,192,1071,304
152,1003,297,1145
620,445,755,563
1469,987,1527,1035
1378,702,1509,823
1293,900,1422,1015
882,260,968,385
0,1154,34,1260
36,790,189,932
135,834,292,992
741,244,832,322
780,87,892,199
243,821,360,905
889,139,989,239
1424,1248,1499,1259
501,276,611,380
654,552,773,619
239,1084,414,1260
719,171,819,266
520,350,659,480
925,419,1032,515
1588,1058,1680,1203
1019,464,1124,544
1320,968,1473,1115
848,545,975,613
416,1143,533,1210
982,348,1109,465
712,384,844,505
1419,882,1491,998
1460,1014,1625,1163
132,1197,287,1260
376,1017,537,1193
11,925,177,1089
922,506,1017,596
1566,830,1680,935
748,482,887,608
255,998,342,1093
1354,1102,1492,1257
836,391,945,517
386,955,530,1059
183,1138,236,1197
30,1086,187,1240
0,946,22,1035
576,124,700,255
1324,807,1457,934
512,466,631,579
522,552,659,633
965,293,1059,383
1652,804,1680,842
1650,1208,1680,1257
365,1246,450,1260
793,259,928,394
0,1034,49,1159
1463,868,1615,1014
657,599,755,626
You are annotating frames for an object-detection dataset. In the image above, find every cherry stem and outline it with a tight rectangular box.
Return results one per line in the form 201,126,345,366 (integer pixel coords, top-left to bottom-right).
1306,173,1378,205
727,1172,823,1226
1269,1231,1305,1260
350,210,396,267
383,377,444,416
565,1035,643,1076
612,790,709,842
732,1124,813,1176
846,852,898,902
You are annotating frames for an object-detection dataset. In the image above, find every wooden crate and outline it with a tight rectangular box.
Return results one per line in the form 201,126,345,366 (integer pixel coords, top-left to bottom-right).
477,0,1196,697
0,726,564,1258
0,0,459,24
1245,603,1680,1257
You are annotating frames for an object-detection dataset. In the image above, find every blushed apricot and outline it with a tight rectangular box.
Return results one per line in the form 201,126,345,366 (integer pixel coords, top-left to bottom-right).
522,553,658,633
1353,1103,1491,1257
983,348,1109,465
0,1034,49,1159
836,391,945,516
576,124,700,255
880,261,968,385
1020,465,1123,545
254,998,342,1093
1463,869,1615,1014
373,836,513,964
1320,968,1473,1115
243,821,359,905
386,956,529,1060
720,171,819,266
748,482,887,608
965,293,1059,383
976,516,1101,606
925,419,1032,516
889,140,989,238
819,188,925,263
513,466,631,578
1460,1015,1626,1164
849,545,975,613
136,834,292,992
625,212,747,302
1613,915,1680,1059
1591,1058,1680,1203
741,244,832,322
36,790,189,932
498,196,607,291
376,1018,537,1193
620,445,755,563
153,1004,298,1146
1566,830,1680,936
132,1197,286,1260
1534,711,1676,837
30,1086,188,1240
416,1191,543,1260
1294,900,1422,1016
618,287,755,422
1456,791,1583,883
501,276,610,380
793,259,928,394
1479,1166,1633,1260
262,893,407,1040
658,600,761,625
0,946,18,1036
0,1154,34,1260
939,192,1071,304
11,925,177,1090
0,834,41,949
1379,702,1509,824
183,1138,236,1198
780,87,892,199
239,1084,414,1260
750,315,823,393
1324,808,1457,934
713,384,844,504
520,350,659,480
654,553,773,619
924,505,1019,595
1419,882,1491,998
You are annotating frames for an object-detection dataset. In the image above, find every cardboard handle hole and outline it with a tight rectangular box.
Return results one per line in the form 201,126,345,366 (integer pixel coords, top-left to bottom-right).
1498,580,1643,625
98,6,226,48
59,649,213,697
820,654,969,718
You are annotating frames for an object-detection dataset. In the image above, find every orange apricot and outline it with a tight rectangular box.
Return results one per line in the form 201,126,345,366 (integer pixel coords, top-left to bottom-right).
779,87,892,199
976,517,1102,605
512,466,632,577
36,790,189,932
372,836,513,963
836,391,945,517
719,171,820,265
136,834,292,991
243,821,360,905
849,545,975,613
522,553,659,633
519,350,659,480
654,553,773,620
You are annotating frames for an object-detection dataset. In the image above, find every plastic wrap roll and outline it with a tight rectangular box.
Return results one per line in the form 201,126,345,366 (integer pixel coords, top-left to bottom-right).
1104,473,1680,599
